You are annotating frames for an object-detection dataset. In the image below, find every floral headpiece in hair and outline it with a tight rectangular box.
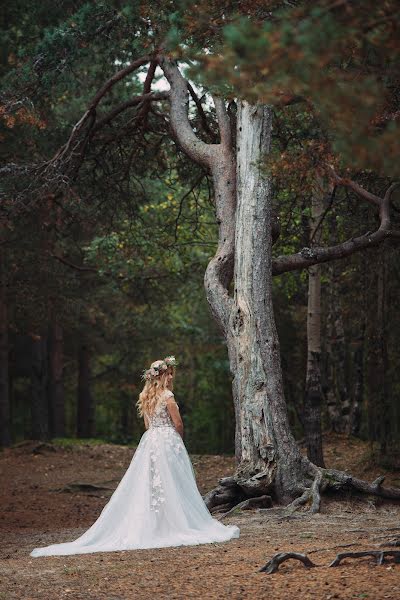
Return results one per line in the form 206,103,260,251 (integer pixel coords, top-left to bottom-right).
141,355,178,382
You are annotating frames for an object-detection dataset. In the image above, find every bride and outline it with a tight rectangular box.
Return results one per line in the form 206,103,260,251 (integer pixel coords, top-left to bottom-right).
30,356,239,556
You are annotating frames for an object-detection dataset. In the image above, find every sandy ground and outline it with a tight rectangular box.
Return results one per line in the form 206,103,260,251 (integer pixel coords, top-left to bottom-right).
0,433,399,599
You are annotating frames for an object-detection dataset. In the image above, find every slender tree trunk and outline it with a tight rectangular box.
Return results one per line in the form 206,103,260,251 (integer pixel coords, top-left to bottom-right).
365,246,390,453
31,334,49,441
365,250,378,445
77,342,95,438
349,254,367,436
376,243,390,455
48,318,65,438
303,182,325,467
0,255,11,447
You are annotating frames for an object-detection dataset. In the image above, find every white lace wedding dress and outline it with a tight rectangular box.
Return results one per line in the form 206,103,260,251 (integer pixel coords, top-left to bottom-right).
30,390,239,557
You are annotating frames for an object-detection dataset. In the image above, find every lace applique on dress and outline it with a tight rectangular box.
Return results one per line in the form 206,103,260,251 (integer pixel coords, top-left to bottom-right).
146,390,181,512
148,439,164,512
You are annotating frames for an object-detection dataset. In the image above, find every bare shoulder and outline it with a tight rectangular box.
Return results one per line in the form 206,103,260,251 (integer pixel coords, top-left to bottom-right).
165,391,179,408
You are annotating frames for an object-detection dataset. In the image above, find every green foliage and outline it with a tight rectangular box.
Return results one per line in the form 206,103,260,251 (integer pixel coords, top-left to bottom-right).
2,1,399,461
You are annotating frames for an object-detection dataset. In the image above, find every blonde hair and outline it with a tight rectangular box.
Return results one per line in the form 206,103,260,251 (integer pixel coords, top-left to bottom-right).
137,360,175,417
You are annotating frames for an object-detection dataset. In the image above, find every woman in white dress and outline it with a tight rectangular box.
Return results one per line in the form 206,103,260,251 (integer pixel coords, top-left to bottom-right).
30,355,239,557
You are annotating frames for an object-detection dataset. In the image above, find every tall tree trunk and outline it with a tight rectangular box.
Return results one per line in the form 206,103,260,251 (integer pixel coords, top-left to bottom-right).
0,255,11,447
349,253,367,436
376,243,390,455
48,319,65,438
77,342,95,438
31,334,49,441
303,182,325,467
205,102,309,505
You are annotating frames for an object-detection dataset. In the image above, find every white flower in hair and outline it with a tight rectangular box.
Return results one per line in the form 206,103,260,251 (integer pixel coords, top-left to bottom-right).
141,356,178,381
141,369,151,381
164,355,178,366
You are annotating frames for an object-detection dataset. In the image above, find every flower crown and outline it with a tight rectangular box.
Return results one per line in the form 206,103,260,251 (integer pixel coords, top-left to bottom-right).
141,356,178,382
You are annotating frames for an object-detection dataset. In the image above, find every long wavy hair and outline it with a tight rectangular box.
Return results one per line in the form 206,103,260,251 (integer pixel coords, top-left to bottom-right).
136,360,175,417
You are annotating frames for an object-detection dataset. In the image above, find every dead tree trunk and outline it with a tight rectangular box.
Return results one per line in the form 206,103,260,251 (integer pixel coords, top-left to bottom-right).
0,255,11,447
303,181,325,467
205,101,310,505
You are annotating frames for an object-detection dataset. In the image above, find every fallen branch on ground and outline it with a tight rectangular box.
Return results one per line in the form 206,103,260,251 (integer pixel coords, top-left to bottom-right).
259,550,400,574
259,552,316,574
329,550,400,567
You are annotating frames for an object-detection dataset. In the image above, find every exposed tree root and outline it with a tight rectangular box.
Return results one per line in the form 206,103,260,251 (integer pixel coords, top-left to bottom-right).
323,470,400,500
218,495,272,520
285,470,323,515
281,468,400,515
204,463,400,516
259,550,400,574
329,550,400,567
259,552,316,574
209,501,235,515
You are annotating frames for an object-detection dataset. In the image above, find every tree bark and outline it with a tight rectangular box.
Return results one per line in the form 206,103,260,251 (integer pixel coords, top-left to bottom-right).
77,342,96,438
0,255,11,447
47,318,65,438
303,181,325,467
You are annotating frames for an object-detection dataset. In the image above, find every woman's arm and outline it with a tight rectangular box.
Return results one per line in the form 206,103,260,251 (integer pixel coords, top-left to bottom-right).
144,412,149,430
166,397,184,438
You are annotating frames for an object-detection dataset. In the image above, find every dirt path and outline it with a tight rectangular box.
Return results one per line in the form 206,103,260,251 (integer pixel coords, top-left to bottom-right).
0,434,399,599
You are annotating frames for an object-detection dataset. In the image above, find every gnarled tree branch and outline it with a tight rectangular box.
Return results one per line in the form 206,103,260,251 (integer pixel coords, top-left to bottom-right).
273,176,399,275
158,56,215,168
158,56,236,335
46,54,153,168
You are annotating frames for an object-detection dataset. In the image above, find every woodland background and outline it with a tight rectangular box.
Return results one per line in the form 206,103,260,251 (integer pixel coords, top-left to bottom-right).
1,0,399,465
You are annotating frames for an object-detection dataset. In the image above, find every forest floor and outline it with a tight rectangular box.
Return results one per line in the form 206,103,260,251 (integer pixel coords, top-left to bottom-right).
0,432,399,600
